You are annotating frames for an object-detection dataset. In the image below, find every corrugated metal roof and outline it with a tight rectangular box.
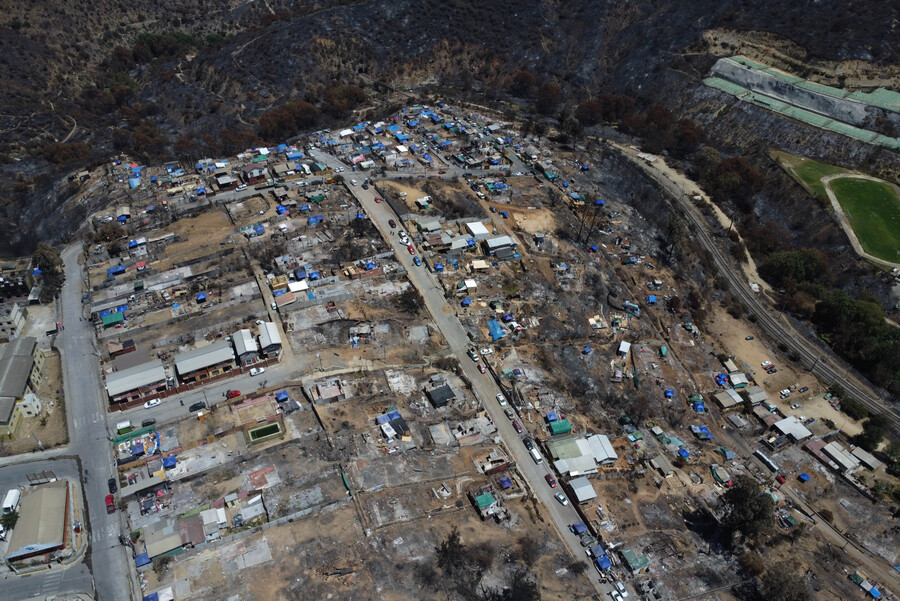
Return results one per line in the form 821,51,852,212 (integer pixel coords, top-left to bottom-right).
232,329,257,356
106,359,166,398
258,322,282,349
174,342,233,376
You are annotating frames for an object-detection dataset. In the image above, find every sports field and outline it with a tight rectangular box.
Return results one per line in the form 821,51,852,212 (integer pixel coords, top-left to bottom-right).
770,150,846,198
828,177,900,263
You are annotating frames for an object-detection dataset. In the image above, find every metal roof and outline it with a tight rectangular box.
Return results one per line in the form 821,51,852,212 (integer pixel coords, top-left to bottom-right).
105,359,166,398
0,336,35,398
232,329,257,356
587,434,618,464
569,476,597,503
174,341,234,376
5,481,68,561
258,322,282,349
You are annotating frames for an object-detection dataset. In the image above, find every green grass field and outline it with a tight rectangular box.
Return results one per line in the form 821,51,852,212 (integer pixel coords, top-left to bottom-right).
770,150,846,198
828,177,900,262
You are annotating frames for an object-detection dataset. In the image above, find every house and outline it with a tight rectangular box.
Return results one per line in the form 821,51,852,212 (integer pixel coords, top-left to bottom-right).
470,486,506,521
4,481,70,562
621,548,651,574
586,434,618,465
173,342,235,384
241,164,269,184
746,385,767,405
568,476,597,505
772,416,812,442
257,322,282,357
0,303,25,342
850,446,883,471
426,383,455,408
465,221,490,240
823,441,860,473
483,235,517,256
0,337,44,440
105,359,167,404
232,329,259,366
650,454,675,478
729,372,749,388
714,389,742,410
617,341,631,359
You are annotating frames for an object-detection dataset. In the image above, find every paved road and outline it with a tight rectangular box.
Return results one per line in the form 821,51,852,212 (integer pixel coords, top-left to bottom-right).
608,142,900,433
311,149,609,596
57,245,134,601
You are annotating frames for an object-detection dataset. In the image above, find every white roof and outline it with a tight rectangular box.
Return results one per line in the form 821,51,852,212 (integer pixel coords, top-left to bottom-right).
569,476,597,503
339,129,354,137
396,145,408,153
850,446,883,470
232,329,258,356
288,280,309,293
174,342,234,376
420,219,441,232
773,416,812,441
466,221,489,237
485,235,514,249
730,372,749,386
464,279,477,289
823,442,860,472
105,359,166,398
587,434,618,464
258,322,282,349
723,359,738,372
618,341,632,355
471,260,489,270
715,389,743,408
554,456,598,477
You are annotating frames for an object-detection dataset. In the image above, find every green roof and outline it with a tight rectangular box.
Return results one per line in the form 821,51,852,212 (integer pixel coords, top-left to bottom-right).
849,572,864,585
784,515,798,526
474,492,495,509
252,155,268,163
546,438,581,460
630,430,644,441
309,194,325,202
621,548,650,571
101,312,124,326
549,419,572,435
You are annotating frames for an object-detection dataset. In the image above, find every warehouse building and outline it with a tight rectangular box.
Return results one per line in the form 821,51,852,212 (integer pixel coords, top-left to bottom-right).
5,481,70,562
174,342,235,384
105,359,167,404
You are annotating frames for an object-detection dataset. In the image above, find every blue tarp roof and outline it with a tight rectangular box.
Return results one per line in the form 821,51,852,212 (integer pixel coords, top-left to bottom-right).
365,262,376,270
196,292,207,301
664,389,674,398
461,298,471,306
647,295,658,303
422,153,433,161
870,588,881,599
162,456,177,468
117,215,128,222
276,390,289,401
273,289,285,297
678,449,690,458
308,271,320,279
547,412,558,422
596,555,612,570
499,476,513,489
589,244,599,252
253,225,265,234
131,443,144,456
136,553,151,568
32,267,42,275
128,178,141,188
435,263,444,271
487,319,506,340
107,265,126,277
572,521,587,534
295,269,307,280
799,473,810,482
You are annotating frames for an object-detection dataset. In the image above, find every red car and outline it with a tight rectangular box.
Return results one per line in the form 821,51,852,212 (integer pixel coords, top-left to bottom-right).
545,474,557,488
374,197,382,203
478,364,487,374
512,420,524,434
407,245,416,255
226,390,241,399
105,494,116,514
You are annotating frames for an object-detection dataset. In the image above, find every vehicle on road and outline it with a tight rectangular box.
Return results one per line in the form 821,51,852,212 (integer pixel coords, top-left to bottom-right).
226,390,241,399
496,393,507,406
3,489,21,514
350,179,358,186
250,367,266,376
615,581,629,598
798,386,809,393
504,407,515,420
554,492,568,506
388,219,397,228
745,335,754,340
529,447,543,464
105,494,116,514
143,398,160,409
522,437,534,451
236,184,247,191
545,474,557,488
362,183,369,190
610,591,623,601
413,256,422,266
468,348,479,361
338,167,345,172
189,401,208,412
478,363,486,374
374,197,382,203
108,478,117,494
271,302,277,311
141,418,156,428
407,244,416,254
489,206,497,213
512,420,523,434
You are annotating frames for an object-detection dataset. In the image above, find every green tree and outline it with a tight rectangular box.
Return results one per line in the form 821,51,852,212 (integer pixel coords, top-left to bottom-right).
853,414,887,451
761,563,812,601
1,509,18,530
721,475,774,542
759,248,826,288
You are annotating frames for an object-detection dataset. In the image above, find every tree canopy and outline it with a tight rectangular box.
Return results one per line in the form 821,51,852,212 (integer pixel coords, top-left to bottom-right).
721,475,774,542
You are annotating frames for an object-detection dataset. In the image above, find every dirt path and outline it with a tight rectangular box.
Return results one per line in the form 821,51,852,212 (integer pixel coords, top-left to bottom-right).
607,141,773,295
821,173,900,270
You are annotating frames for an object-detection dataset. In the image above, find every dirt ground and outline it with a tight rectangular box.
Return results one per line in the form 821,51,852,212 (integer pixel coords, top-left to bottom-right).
0,350,68,455
226,194,273,228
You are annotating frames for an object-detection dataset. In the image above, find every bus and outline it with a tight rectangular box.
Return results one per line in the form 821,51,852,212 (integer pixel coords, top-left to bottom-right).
2,489,21,514
529,447,543,464
754,450,779,473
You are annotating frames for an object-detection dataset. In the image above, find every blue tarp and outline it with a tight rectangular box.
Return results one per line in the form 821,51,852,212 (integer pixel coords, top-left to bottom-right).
275,390,289,402
678,449,690,458
499,476,513,489
665,389,675,398
487,319,506,340
276,205,288,214
571,521,587,534
596,555,612,570
799,473,810,482
196,188,206,195
589,244,599,252
376,414,391,425
131,443,144,456
162,456,177,468
647,295,658,304
107,265,126,278
595,199,606,205
308,271,320,280
693,402,706,413
196,292,207,302
128,178,141,188
365,262,376,270
146,205,155,212
501,313,514,322
128,240,138,248
422,153,433,162
546,412,558,422
386,410,401,421
562,182,569,188
118,215,128,222
273,289,285,297
135,553,151,568
461,298,471,307
32,268,42,275
435,263,444,272
295,269,307,280
307,216,323,225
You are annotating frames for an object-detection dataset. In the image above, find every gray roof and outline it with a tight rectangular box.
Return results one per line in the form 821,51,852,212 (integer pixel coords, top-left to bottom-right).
0,397,16,424
258,322,281,349
5,481,68,561
174,341,234,376
485,235,515,249
105,359,166,398
0,336,36,398
569,476,597,503
232,329,257,356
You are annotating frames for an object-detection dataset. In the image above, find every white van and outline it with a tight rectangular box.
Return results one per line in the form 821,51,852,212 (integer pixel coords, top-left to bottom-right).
3,489,21,514
116,420,133,434
529,447,543,464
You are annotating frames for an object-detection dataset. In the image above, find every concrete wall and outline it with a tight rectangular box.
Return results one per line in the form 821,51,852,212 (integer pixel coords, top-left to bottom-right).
711,58,869,126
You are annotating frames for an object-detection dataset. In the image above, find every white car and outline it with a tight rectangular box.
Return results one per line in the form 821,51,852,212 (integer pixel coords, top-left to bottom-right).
143,399,161,409
615,582,628,598
496,394,507,406
338,167,345,172
480,348,493,355
350,179,358,186
610,592,623,601
761,360,772,368
780,389,791,399
250,367,266,377
236,184,247,191
554,492,568,506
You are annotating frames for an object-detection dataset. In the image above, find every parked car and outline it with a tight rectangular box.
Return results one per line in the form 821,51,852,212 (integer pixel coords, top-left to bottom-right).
141,418,156,428
388,219,397,228
798,386,809,393
745,335,754,340
761,361,772,368
504,407,515,420
512,420,524,434
250,367,266,377
468,348,479,361
226,390,241,399
522,437,534,451
350,179,358,186
767,368,778,374
545,474,557,488
374,197,382,203
496,393,507,406
407,245,416,255
480,348,493,355
478,363,486,374
108,478,118,494
189,401,208,412
236,184,247,191
413,256,422,266
615,581,629,598
105,495,116,514
143,398,160,409
780,389,791,399
554,492,569,506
